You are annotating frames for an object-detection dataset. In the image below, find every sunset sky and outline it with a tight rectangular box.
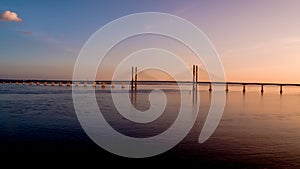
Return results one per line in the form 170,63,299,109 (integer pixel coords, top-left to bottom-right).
1,0,300,83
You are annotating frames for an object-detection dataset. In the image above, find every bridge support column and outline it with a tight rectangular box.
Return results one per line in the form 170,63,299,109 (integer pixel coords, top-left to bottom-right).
280,85,283,95
261,85,264,93
101,82,106,88
225,83,229,92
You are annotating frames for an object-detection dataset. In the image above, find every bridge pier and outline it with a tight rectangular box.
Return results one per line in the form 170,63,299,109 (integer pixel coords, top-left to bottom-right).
261,85,264,93
225,83,229,92
121,82,125,89
280,85,283,94
243,84,246,93
209,83,212,92
101,82,106,88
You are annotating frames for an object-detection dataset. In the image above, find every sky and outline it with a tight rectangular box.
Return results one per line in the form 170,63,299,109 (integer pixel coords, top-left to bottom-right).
0,0,300,83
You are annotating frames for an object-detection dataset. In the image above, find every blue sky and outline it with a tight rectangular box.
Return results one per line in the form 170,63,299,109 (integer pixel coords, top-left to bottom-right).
0,0,190,79
1,0,300,82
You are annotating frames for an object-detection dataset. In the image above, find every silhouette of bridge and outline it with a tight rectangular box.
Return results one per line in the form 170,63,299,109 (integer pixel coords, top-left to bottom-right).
1,65,299,94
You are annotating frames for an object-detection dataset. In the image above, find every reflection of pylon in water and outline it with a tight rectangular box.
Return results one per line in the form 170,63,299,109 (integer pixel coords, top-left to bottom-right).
130,89,137,106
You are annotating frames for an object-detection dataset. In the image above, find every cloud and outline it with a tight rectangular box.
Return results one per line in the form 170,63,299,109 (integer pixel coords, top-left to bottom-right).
17,30,32,35
0,10,22,22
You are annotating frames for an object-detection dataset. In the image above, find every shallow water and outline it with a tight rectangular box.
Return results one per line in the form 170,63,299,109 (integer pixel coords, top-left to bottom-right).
1,84,300,167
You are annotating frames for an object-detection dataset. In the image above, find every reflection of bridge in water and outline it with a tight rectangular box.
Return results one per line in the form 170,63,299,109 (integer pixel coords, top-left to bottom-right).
1,65,299,95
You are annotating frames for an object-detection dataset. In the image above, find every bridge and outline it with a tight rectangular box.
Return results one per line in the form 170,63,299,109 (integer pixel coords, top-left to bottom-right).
1,79,298,94
1,65,299,94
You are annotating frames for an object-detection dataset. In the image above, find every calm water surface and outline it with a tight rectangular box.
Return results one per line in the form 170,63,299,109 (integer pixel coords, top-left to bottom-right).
1,84,300,167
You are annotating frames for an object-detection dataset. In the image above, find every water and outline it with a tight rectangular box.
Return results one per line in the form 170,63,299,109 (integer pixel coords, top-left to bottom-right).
1,84,300,167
